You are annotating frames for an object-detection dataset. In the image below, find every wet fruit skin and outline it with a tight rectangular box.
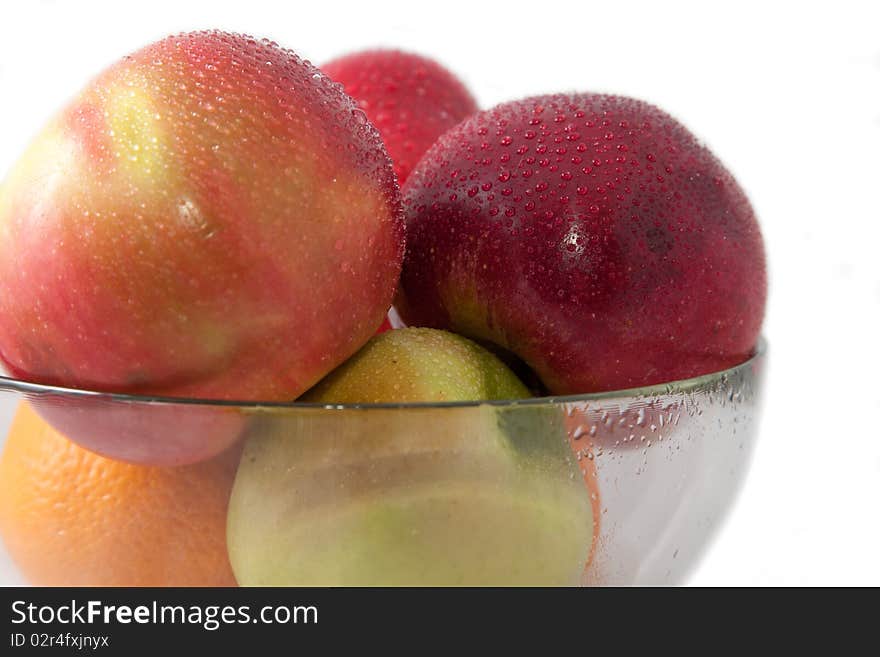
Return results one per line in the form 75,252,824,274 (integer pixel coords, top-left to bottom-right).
0,31,404,402
301,327,530,403
397,93,767,394
0,403,239,586
322,50,479,184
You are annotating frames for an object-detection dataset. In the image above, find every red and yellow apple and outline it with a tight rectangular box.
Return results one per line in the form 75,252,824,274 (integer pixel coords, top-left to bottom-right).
0,31,404,463
397,93,766,394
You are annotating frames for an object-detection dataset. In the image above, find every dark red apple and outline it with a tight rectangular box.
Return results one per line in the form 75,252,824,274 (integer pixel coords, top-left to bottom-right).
397,93,766,394
322,50,478,184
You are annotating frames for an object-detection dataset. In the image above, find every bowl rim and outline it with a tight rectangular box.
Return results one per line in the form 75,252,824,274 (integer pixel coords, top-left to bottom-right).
0,337,766,411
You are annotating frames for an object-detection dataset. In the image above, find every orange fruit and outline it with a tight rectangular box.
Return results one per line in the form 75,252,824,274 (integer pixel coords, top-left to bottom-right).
0,402,239,586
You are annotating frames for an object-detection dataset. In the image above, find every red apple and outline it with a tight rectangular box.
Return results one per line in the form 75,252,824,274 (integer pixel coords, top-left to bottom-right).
375,315,394,334
30,393,246,467
0,31,404,463
397,94,766,394
322,50,478,184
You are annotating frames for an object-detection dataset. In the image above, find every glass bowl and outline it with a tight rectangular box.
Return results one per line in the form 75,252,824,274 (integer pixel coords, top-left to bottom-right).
0,340,765,586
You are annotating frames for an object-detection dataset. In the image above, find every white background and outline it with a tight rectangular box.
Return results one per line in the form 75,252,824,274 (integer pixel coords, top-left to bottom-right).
0,0,878,586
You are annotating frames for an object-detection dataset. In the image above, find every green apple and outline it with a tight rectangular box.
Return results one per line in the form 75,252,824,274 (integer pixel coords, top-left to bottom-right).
227,328,592,586
300,327,529,403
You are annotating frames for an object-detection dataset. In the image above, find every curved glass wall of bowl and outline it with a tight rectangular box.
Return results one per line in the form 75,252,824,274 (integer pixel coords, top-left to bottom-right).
569,346,766,585
0,340,765,586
